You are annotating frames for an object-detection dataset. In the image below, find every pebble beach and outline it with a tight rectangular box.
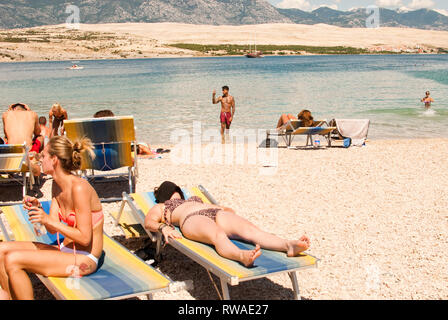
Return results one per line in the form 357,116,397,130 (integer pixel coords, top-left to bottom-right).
1,137,447,300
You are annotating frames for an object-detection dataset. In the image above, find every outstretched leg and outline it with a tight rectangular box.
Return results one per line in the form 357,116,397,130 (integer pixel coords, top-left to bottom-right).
181,216,261,267
216,211,310,256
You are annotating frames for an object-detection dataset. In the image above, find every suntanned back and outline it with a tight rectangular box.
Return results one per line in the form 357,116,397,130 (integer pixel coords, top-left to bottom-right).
3,110,39,146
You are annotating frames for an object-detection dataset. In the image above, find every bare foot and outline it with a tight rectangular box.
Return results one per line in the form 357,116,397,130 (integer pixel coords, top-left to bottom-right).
240,244,262,267
287,239,310,257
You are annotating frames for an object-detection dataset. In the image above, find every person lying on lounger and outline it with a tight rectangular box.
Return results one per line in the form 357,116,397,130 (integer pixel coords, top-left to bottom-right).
276,109,315,129
0,136,104,300
144,181,310,267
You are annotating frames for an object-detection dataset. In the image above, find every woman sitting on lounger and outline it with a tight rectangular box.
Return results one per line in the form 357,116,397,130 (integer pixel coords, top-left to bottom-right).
0,136,104,300
277,109,314,129
144,181,310,267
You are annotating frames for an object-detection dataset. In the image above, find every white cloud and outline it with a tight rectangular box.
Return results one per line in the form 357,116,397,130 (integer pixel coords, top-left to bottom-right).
407,0,435,9
434,9,448,16
375,0,403,8
276,0,312,10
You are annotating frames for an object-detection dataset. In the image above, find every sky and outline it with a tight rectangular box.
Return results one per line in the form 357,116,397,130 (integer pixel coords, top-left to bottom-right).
267,0,448,15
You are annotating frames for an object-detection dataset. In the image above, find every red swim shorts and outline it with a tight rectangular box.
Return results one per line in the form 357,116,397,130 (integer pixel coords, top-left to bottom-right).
220,112,232,127
30,138,41,153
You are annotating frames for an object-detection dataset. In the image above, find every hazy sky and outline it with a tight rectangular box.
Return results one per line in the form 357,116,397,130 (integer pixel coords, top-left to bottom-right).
268,0,448,13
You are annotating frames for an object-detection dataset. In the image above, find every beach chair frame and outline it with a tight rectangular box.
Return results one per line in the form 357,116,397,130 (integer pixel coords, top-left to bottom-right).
0,143,34,199
115,185,319,300
266,119,336,148
64,116,138,201
0,202,173,300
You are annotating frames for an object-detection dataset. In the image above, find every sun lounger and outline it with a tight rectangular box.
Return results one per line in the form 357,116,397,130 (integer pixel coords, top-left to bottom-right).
64,116,138,200
113,186,319,300
0,202,172,300
266,119,336,148
0,144,34,199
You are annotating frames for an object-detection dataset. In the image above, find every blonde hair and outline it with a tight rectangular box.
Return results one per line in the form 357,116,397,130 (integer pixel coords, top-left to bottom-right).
48,136,95,172
52,103,62,112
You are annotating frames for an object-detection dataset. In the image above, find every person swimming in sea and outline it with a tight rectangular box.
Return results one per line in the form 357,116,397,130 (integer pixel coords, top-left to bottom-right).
421,91,434,110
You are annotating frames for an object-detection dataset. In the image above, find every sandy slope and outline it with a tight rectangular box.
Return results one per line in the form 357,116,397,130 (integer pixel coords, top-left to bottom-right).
1,23,448,62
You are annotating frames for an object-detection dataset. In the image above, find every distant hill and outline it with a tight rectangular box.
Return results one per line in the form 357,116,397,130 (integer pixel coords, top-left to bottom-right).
1,0,448,30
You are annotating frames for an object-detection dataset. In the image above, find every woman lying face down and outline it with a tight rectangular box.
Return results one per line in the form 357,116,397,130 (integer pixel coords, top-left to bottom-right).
144,181,310,267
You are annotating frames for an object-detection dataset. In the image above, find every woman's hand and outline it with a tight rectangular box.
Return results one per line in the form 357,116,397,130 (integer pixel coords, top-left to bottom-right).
161,226,182,243
28,206,48,226
23,196,40,210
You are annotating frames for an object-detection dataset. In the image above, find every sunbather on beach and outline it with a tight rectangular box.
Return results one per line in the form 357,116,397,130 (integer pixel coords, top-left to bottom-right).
0,136,104,300
2,104,43,175
144,181,310,267
276,109,315,129
49,103,68,137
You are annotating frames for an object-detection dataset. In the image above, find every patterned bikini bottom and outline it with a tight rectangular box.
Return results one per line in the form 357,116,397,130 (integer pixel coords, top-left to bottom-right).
180,208,222,229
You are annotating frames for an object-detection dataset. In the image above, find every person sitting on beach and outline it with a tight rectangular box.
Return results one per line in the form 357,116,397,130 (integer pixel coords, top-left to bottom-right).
39,116,51,147
0,136,104,300
2,103,43,175
49,103,68,137
276,109,315,129
421,91,434,110
144,181,310,267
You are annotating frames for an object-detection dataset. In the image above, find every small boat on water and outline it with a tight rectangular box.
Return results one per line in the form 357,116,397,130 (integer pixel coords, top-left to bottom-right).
245,51,264,58
66,65,84,70
245,33,263,58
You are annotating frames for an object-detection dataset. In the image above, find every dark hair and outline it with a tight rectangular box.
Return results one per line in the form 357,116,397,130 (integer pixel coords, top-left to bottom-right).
154,181,184,203
11,103,26,110
297,110,314,127
94,110,115,118
39,116,47,125
222,86,229,91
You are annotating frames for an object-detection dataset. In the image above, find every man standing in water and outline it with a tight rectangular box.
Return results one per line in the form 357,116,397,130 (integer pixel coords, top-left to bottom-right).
212,86,235,143
421,91,434,110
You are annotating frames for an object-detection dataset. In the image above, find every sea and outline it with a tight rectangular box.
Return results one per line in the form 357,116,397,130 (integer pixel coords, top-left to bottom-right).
0,54,447,144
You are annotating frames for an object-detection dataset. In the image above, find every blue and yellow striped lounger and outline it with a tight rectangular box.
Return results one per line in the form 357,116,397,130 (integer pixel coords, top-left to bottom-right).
0,144,33,198
115,186,319,300
0,202,172,300
64,116,138,198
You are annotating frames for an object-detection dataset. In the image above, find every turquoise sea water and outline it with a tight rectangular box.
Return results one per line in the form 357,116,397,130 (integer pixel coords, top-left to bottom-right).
0,55,447,143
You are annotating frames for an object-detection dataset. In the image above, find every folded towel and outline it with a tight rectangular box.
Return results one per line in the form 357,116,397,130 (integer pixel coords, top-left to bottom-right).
333,119,370,147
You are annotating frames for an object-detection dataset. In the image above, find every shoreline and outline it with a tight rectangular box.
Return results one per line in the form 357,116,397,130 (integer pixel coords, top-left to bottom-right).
0,52,445,64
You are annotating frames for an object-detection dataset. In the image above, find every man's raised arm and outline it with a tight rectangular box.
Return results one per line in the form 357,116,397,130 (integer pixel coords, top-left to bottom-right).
212,90,222,104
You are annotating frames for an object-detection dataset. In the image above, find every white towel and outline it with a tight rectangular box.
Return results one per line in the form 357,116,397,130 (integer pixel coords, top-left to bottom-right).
334,119,370,147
